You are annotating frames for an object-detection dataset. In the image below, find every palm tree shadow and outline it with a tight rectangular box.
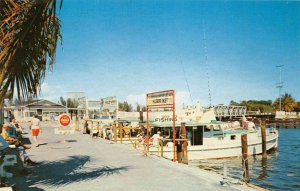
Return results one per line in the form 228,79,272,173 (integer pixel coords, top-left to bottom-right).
10,155,129,191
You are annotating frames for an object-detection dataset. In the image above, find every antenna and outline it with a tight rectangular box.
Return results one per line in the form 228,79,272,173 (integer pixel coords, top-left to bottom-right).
180,59,193,104
203,22,212,107
276,65,284,111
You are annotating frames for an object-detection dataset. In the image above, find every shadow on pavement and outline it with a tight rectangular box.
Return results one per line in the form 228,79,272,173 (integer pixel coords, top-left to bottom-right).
37,143,48,147
21,137,32,145
11,155,129,191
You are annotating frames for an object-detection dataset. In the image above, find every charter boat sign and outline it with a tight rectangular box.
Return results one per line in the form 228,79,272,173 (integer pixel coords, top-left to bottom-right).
147,90,174,107
146,90,176,161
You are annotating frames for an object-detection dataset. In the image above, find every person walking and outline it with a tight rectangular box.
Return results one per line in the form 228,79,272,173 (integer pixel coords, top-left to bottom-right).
30,114,41,147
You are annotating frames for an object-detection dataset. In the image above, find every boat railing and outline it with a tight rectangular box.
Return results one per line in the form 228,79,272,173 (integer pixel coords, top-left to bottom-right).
266,123,277,133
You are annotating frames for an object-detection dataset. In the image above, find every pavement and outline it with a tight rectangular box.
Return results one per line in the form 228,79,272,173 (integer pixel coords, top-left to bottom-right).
6,122,259,191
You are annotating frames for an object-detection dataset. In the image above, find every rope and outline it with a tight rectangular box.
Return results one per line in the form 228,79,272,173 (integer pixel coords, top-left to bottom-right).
180,59,193,103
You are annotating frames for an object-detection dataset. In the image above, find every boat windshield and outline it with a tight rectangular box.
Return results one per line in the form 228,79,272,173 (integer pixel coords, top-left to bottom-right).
208,124,222,131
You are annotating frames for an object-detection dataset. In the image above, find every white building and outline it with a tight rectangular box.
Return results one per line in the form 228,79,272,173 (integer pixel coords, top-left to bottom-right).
14,99,66,122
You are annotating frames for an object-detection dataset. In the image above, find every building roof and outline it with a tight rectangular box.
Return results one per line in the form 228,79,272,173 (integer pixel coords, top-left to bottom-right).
22,99,66,109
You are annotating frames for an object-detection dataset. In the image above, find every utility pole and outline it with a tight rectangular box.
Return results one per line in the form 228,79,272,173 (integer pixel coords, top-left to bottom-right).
276,65,284,111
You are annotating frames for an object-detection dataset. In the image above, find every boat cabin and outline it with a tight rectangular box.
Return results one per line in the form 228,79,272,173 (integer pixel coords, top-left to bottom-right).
151,122,227,146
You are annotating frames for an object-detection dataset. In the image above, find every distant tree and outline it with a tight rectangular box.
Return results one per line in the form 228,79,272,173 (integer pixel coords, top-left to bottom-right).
67,98,78,108
294,102,300,112
118,101,133,112
273,93,297,112
136,104,146,112
229,100,239,106
66,98,79,119
60,96,66,106
239,100,274,113
136,104,141,112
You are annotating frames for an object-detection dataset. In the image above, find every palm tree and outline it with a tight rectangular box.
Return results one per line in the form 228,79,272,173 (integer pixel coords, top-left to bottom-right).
0,0,62,106
273,93,297,112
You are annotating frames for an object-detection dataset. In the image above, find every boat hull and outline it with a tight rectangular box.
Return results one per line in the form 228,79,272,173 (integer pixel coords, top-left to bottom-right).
150,130,279,160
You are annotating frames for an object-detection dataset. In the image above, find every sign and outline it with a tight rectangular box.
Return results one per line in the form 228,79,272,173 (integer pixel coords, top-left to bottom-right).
146,90,176,162
100,96,118,108
59,114,71,126
100,96,118,119
54,127,75,135
154,115,178,123
87,100,101,109
77,96,87,109
147,90,174,107
55,114,74,135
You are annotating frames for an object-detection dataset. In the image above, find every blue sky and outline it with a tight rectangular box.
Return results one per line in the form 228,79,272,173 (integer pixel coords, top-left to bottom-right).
40,1,300,107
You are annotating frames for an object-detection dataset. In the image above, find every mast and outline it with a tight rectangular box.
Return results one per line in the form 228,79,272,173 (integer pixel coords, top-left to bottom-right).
276,65,284,111
203,22,212,108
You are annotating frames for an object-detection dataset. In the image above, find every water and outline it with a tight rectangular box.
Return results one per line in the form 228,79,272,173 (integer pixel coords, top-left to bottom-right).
192,128,300,190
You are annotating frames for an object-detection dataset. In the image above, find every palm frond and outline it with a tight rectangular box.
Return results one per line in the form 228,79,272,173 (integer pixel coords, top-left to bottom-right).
0,0,62,105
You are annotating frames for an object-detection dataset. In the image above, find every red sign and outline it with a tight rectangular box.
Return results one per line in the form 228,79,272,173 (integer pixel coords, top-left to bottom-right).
59,114,71,126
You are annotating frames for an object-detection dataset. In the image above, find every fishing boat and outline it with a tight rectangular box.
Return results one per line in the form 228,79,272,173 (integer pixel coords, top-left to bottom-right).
148,109,279,160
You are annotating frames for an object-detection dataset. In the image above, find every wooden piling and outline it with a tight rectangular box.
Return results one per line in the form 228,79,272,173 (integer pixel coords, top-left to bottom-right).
119,123,123,144
90,121,93,136
97,122,100,137
261,119,267,158
181,122,188,164
139,110,143,122
84,120,88,134
113,123,117,143
75,118,79,131
241,134,249,183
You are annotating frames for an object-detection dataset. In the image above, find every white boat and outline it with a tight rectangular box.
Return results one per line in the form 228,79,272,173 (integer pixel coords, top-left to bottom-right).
149,109,279,160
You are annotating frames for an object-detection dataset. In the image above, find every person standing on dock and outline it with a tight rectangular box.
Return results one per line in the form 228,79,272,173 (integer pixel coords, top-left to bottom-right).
152,131,161,146
30,114,41,147
143,135,150,156
242,116,249,130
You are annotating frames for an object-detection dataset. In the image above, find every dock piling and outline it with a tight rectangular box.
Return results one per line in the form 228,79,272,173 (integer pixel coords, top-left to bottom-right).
261,119,267,158
75,118,79,131
181,122,188,164
113,123,117,143
96,122,100,137
241,134,249,183
157,138,164,157
119,123,123,144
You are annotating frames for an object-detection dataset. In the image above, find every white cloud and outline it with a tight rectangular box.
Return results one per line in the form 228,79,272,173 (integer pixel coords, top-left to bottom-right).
126,94,146,108
176,91,193,107
39,82,65,102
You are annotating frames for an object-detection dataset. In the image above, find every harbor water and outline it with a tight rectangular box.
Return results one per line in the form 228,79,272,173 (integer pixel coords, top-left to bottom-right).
192,128,300,190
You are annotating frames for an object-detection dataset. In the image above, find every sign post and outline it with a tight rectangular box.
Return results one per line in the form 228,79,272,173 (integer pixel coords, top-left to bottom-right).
146,90,176,161
55,114,74,135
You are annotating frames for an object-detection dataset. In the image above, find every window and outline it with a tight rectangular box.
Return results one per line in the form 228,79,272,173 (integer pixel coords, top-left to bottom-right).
231,135,236,140
204,126,210,132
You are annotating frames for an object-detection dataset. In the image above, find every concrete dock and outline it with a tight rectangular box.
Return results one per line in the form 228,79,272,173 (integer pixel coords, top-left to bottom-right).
8,122,259,191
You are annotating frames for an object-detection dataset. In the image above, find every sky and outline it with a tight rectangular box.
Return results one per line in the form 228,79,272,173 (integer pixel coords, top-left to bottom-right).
40,1,300,108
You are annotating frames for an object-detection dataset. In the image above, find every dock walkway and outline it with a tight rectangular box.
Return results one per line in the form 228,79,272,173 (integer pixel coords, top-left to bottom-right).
9,122,258,191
